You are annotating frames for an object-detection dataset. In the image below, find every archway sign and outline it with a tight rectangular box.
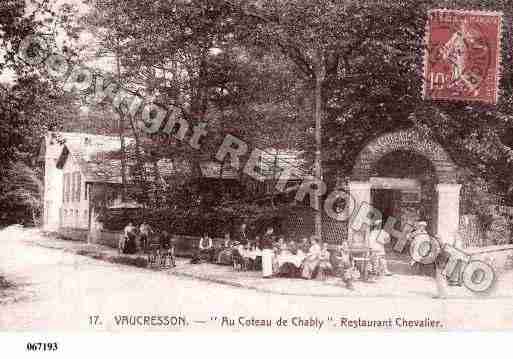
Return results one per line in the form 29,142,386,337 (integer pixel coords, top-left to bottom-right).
348,129,460,245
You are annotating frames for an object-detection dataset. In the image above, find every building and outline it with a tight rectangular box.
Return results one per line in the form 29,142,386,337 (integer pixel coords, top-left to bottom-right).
38,131,306,242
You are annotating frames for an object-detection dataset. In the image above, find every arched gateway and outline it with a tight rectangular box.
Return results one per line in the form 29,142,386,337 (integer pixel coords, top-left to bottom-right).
348,129,461,244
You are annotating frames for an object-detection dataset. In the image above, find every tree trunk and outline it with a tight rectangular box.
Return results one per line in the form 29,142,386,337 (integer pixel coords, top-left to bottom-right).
313,58,326,239
118,115,127,202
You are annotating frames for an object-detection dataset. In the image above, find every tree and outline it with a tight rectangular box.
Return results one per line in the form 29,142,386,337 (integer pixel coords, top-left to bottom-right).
0,1,83,225
2,162,44,225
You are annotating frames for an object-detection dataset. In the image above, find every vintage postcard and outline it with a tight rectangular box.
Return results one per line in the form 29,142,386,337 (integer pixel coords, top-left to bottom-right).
2,0,513,353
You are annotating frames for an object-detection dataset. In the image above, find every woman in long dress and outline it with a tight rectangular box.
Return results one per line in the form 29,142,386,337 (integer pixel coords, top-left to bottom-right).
261,227,275,278
301,236,321,279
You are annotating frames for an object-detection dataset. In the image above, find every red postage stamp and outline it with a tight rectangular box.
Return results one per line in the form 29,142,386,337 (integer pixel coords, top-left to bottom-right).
423,9,503,104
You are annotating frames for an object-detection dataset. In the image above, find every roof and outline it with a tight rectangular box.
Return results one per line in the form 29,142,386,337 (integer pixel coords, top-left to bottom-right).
50,131,305,184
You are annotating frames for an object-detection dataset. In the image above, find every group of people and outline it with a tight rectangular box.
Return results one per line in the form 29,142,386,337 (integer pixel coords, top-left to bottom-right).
189,225,360,289
119,217,463,298
119,221,176,267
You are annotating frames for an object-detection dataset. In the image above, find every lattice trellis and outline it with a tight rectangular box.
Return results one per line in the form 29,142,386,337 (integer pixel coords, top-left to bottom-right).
282,208,348,243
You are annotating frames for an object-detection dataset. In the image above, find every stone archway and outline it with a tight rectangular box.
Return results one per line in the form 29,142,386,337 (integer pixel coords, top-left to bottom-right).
348,129,460,244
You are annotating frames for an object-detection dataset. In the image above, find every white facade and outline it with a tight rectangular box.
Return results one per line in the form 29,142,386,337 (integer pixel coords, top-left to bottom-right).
59,153,90,230
42,134,65,232
42,132,123,233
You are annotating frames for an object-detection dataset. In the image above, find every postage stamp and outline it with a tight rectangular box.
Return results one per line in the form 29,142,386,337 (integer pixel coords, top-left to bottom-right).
423,9,503,104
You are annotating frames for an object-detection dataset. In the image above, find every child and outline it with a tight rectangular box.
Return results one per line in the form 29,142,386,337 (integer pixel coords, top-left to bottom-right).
334,242,355,290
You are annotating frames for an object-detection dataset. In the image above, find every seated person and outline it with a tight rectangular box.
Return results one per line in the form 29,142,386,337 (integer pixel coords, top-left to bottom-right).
332,242,355,290
242,242,257,270
318,242,333,280
288,240,298,255
299,237,310,254
159,230,176,267
277,240,302,278
217,233,235,265
231,241,248,270
191,234,214,263
301,236,321,279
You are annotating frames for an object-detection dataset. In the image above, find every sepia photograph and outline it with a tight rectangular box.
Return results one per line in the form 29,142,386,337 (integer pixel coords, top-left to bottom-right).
1,0,513,354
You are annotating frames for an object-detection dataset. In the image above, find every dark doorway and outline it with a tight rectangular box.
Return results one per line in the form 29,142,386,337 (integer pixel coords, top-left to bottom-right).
371,188,401,225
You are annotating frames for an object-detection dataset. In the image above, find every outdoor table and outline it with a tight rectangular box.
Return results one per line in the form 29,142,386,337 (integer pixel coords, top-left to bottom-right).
277,252,305,268
348,247,372,282
244,249,262,260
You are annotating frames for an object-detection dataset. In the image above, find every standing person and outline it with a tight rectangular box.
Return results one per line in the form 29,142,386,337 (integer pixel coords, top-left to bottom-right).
254,236,262,270
261,227,275,278
367,220,392,277
139,221,152,253
237,222,249,244
448,230,465,287
123,222,137,254
301,236,321,279
433,235,449,299
408,221,429,273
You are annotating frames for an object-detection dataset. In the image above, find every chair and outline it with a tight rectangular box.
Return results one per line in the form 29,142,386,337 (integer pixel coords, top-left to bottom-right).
147,243,161,268
160,246,176,268
232,248,246,271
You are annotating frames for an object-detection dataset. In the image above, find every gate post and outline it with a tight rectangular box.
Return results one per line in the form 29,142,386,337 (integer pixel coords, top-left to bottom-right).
436,183,461,244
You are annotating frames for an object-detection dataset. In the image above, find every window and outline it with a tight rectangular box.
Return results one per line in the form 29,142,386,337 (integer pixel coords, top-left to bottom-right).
76,172,81,202
62,174,66,203
64,174,71,203
84,183,88,200
71,172,76,202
